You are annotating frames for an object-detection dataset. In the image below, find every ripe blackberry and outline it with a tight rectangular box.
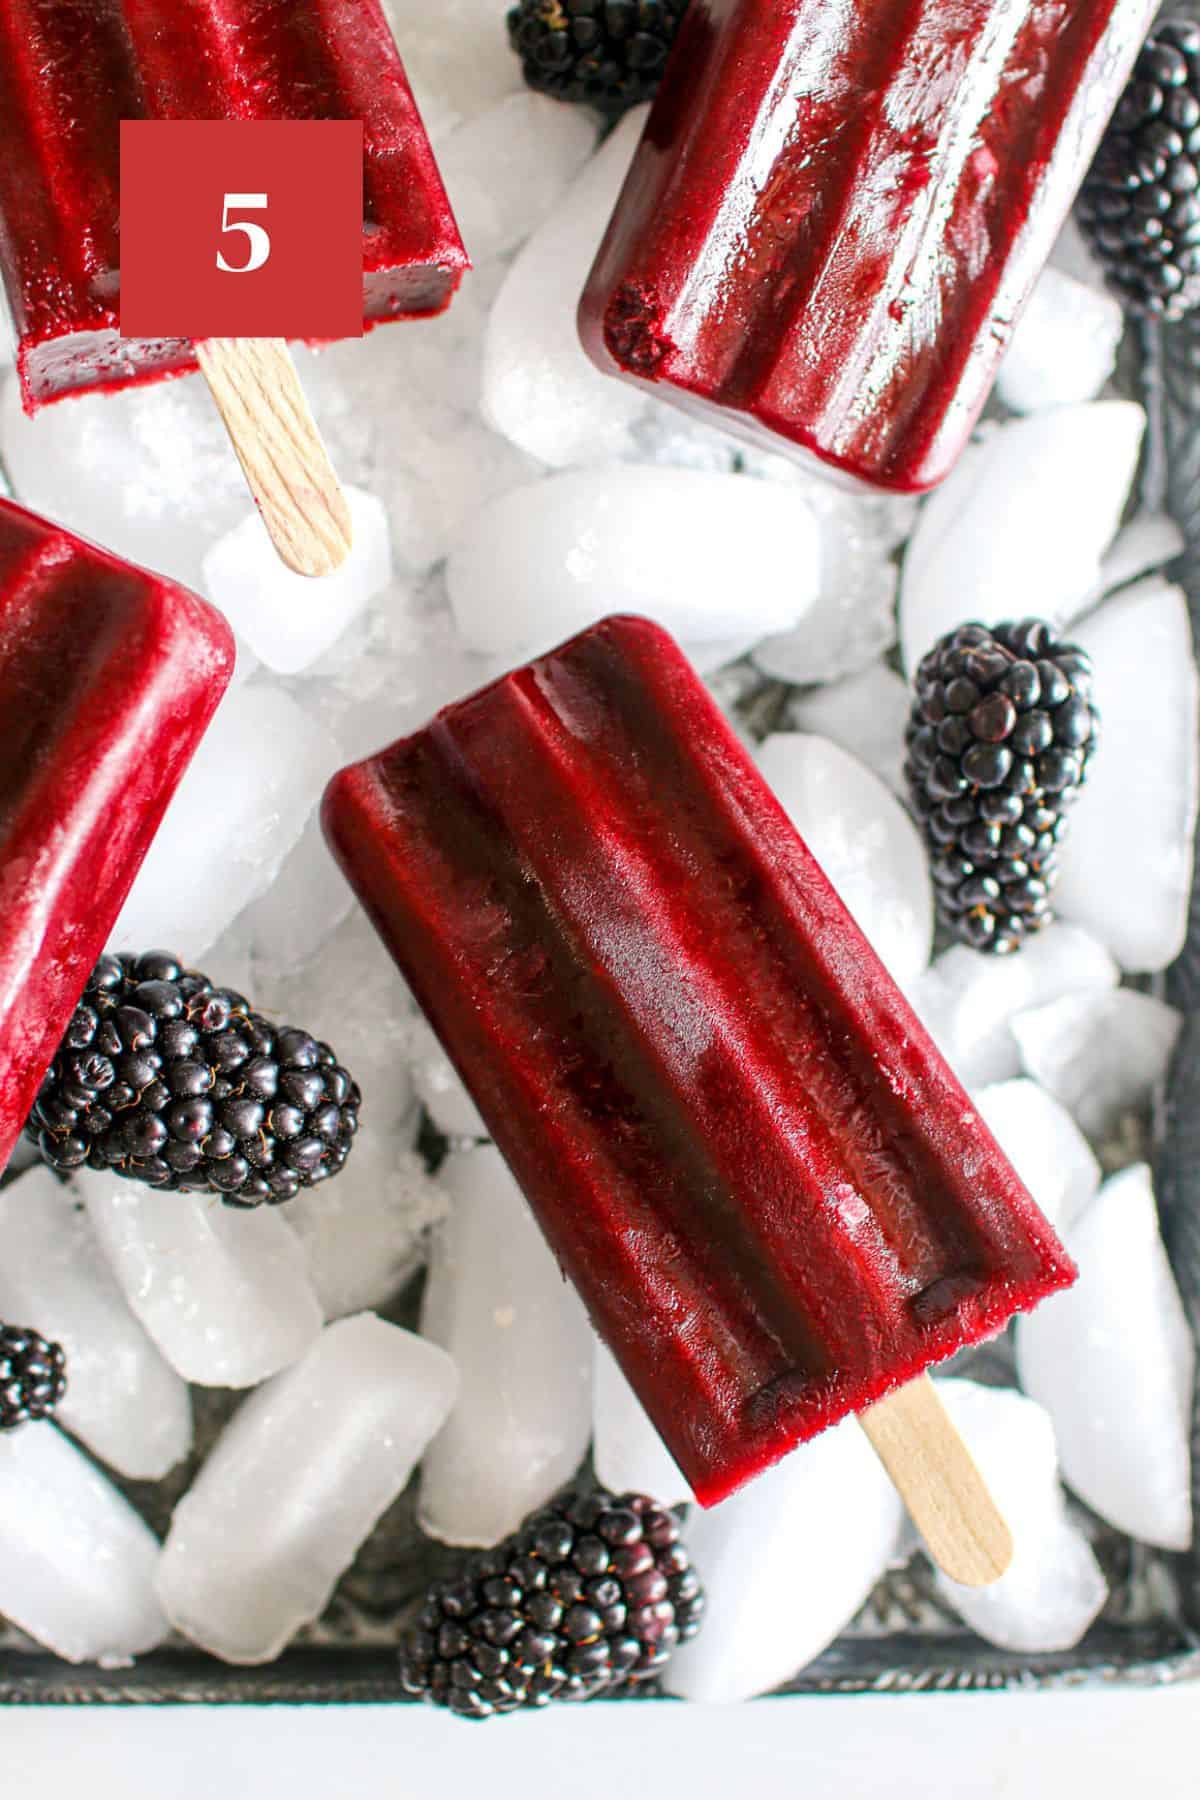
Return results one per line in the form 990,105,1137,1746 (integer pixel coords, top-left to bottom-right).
507,0,690,115
0,1324,67,1431
27,951,360,1207
905,620,1100,955
401,1489,704,1719
1077,19,1200,320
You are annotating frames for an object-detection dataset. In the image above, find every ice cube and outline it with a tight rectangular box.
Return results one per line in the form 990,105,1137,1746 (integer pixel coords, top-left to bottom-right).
1049,216,1107,289
1092,512,1185,602
418,1147,592,1547
703,659,766,722
286,600,378,692
253,909,418,1143
630,400,741,474
996,268,1123,414
313,275,486,459
933,1380,1107,1653
752,492,901,686
1011,988,1181,1144
287,345,376,494
908,922,1118,1089
757,735,932,988
378,415,543,578
157,1314,458,1664
592,1339,691,1508
232,817,354,981
405,1013,488,1139
972,1080,1101,1237
436,93,599,262
663,1418,904,1702
687,636,765,677
229,637,260,686
447,466,819,662
111,683,339,958
1055,578,1199,972
751,561,897,687
382,0,523,135
202,487,391,675
200,931,255,1003
0,1135,41,1184
1,369,249,590
1016,1165,1193,1551
286,1142,444,1322
0,1422,167,1665
781,662,911,797
296,585,484,762
481,108,650,466
0,1168,192,1481
80,1175,323,1388
898,402,1144,673
742,451,920,554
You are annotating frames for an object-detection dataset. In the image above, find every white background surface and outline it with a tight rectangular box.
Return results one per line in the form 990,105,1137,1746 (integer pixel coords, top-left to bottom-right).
5,1688,1196,1796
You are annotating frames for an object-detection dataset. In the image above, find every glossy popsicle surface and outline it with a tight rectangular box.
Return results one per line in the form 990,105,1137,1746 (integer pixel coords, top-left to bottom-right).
579,0,1156,492
0,0,468,409
323,616,1075,1507
0,497,235,1170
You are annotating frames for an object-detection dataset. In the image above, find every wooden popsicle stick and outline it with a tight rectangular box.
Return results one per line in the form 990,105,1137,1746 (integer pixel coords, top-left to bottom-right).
195,337,352,578
858,1374,1013,1588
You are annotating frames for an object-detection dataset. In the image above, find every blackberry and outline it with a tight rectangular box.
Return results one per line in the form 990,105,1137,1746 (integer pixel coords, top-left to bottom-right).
0,1324,67,1431
27,951,360,1207
905,621,1100,955
1077,19,1200,320
507,0,690,115
401,1489,704,1719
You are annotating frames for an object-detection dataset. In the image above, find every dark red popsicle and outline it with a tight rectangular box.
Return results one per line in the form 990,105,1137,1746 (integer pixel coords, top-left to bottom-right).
0,497,235,1171
0,0,468,410
579,0,1157,492
323,615,1075,1507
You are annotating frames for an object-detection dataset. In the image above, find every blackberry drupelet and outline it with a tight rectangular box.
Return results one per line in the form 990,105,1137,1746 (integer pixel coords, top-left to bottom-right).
507,0,690,115
0,1324,67,1432
905,621,1099,955
401,1489,704,1718
27,951,360,1207
1077,19,1200,320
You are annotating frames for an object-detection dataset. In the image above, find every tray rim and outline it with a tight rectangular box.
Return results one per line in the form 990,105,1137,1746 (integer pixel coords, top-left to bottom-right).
3,1634,1200,1708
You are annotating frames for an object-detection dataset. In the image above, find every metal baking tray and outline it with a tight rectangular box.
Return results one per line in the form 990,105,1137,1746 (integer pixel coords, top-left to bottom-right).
2,309,1199,1707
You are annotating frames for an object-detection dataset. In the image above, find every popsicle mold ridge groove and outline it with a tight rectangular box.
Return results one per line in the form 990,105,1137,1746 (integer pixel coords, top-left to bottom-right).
579,0,1159,491
0,0,469,409
323,616,1076,1508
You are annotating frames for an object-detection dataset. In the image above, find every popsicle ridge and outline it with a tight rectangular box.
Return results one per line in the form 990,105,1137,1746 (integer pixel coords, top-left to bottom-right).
325,616,1076,1504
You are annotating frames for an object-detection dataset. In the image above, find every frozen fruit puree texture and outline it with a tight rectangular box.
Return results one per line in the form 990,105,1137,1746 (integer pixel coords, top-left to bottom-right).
0,498,234,1173
0,0,468,409
324,616,1075,1508
579,0,1157,492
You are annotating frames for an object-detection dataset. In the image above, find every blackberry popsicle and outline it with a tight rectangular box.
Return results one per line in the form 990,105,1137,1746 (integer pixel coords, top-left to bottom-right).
579,0,1158,491
0,0,468,573
0,496,234,1174
324,616,1078,1585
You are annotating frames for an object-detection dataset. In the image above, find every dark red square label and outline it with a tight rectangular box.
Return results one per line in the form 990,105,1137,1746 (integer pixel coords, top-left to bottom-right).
120,120,364,340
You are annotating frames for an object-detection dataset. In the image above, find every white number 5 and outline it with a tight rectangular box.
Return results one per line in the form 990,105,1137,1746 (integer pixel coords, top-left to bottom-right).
217,193,271,273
